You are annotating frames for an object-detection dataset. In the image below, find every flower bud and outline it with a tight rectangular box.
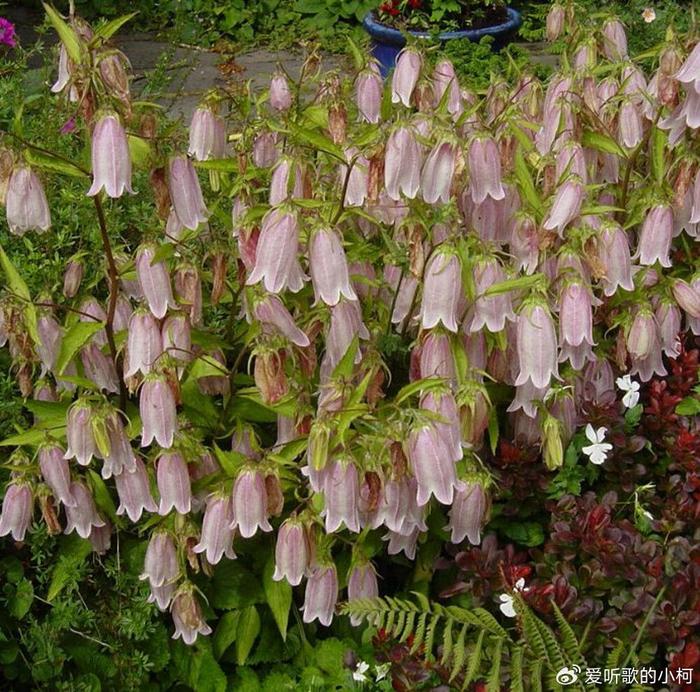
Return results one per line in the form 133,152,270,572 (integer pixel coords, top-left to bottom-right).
136,244,177,319
672,279,700,319
36,312,62,376
302,564,338,626
168,156,209,231
602,18,628,61
231,469,272,538
98,51,130,103
188,107,225,161
546,3,565,41
157,451,191,515
39,444,76,507
64,482,105,539
174,263,203,326
347,562,379,626
0,483,33,541
87,114,133,198
355,62,382,123
269,71,292,111
63,259,83,298
618,100,643,149
254,294,309,347
171,588,212,645
162,313,192,365
6,166,51,235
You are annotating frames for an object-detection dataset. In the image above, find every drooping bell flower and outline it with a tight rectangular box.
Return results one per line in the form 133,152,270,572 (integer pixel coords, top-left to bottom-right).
407,424,460,507
64,482,105,539
115,456,158,522
323,459,361,534
39,444,76,507
230,468,272,539
188,107,225,161
347,562,379,626
269,71,292,111
174,263,203,326
507,379,547,419
140,532,179,588
391,48,421,107
469,258,516,333
419,389,462,462
246,209,306,294
135,244,177,319
36,312,62,375
87,114,133,198
384,527,420,560
64,400,98,466
98,51,130,104
124,309,163,378
102,409,137,479
63,259,83,298
196,349,230,397
468,136,505,204
81,343,119,394
193,494,236,565
447,480,488,545
417,331,456,384
269,157,304,206
421,140,456,205
555,140,587,184
168,156,209,231
355,62,382,123
253,294,309,347
89,522,112,554
51,44,71,94
558,281,596,369
675,41,700,89
433,59,462,117
324,299,369,370
637,204,673,267
543,177,584,235
309,228,357,306
157,451,191,515
273,518,309,586
340,148,368,207
418,250,461,333
5,166,51,235
140,374,178,448
656,301,682,358
384,126,421,201
0,483,33,541
302,564,338,626
515,302,559,389
599,223,634,296
171,587,212,645
254,349,288,405
252,131,279,168
546,3,565,41
672,279,700,319
602,18,628,61
626,308,657,360
161,313,192,367
618,100,643,149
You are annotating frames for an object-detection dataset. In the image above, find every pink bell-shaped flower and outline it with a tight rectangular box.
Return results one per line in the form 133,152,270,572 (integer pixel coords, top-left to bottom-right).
355,62,382,123
36,312,62,376
672,279,700,319
135,244,177,319
419,251,462,333
5,166,51,235
656,301,682,358
417,331,456,383
468,136,505,204
347,561,379,626
302,564,339,626
391,48,421,107
157,451,191,515
171,588,212,645
637,204,673,267
162,313,192,366
599,223,634,296
324,299,369,370
81,343,119,394
558,280,596,369
39,444,76,507
421,141,456,204
469,258,516,333
273,518,309,586
188,107,225,161
515,302,559,389
309,228,357,306
602,18,628,61
140,374,178,448
115,456,158,522
64,482,105,539
446,480,488,545
269,71,292,111
269,157,304,206
675,42,700,89
168,156,209,231
407,424,460,507
102,409,137,479
246,209,306,294
231,468,272,538
627,308,657,360
140,532,179,588
340,148,368,207
543,177,584,235
0,483,33,541
323,459,361,533
87,114,133,198
433,59,462,117
253,294,309,347
384,126,421,201
124,308,163,378
64,400,98,466
252,131,279,168
618,100,643,149
420,389,462,462
193,494,236,565
546,3,565,41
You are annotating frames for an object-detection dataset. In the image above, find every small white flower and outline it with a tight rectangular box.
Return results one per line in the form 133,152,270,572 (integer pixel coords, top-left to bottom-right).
581,424,613,465
498,578,529,618
642,510,654,521
353,661,370,683
375,663,390,681
642,7,656,23
616,374,640,409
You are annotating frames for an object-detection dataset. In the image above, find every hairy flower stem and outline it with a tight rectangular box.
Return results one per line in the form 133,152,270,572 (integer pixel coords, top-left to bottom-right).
93,195,127,411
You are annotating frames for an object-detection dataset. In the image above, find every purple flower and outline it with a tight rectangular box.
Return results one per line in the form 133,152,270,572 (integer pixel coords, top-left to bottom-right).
433,59,462,117
515,302,559,389
230,468,272,539
0,483,32,541
347,562,379,626
419,251,462,333
355,63,382,123
384,126,422,201
171,588,212,645
447,480,488,545
124,309,163,378
65,400,98,466
193,494,236,565
140,375,178,449
115,457,158,522
101,410,137,479
302,564,339,626
273,518,309,586
253,294,309,347
324,299,369,370
135,244,177,320
392,48,421,107
168,156,209,231
64,482,106,539
188,107,225,161
5,166,51,235
87,114,133,198
39,444,76,507
323,459,361,534
156,451,191,515
407,424,460,507
141,532,179,588
543,177,584,235
469,259,516,333
269,71,292,111
421,141,456,204
558,281,596,369
309,228,357,306
637,204,673,267
60,117,76,135
599,223,634,296
468,136,505,204
0,18,17,48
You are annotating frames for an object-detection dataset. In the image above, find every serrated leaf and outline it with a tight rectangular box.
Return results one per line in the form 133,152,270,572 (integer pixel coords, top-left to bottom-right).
236,605,261,665
582,130,626,158
43,3,82,63
213,610,240,659
56,321,104,375
331,335,359,379
263,558,292,640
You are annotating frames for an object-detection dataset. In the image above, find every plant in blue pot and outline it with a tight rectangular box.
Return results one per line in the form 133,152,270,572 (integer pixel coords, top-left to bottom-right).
364,0,523,76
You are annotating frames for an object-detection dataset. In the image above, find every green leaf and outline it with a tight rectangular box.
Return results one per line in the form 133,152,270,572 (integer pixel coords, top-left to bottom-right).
495,519,545,547
87,470,119,524
56,321,105,375
43,3,83,64
331,335,359,379
46,534,92,602
288,123,345,161
0,424,66,447
0,245,39,345
213,611,240,659
395,377,446,405
25,148,87,178
190,648,227,692
236,605,261,665
263,559,292,640
581,130,626,158
513,147,542,215
624,403,643,430
650,125,666,185
482,273,544,297
347,35,365,71
93,12,138,41
9,578,34,618
487,405,499,455
209,561,265,610
127,135,152,168
676,396,700,416
194,158,238,172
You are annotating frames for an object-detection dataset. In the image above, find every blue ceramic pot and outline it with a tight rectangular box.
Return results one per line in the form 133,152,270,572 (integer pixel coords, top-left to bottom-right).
363,8,523,77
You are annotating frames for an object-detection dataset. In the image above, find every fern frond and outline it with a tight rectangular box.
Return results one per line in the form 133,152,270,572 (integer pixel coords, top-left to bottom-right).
510,646,524,692
441,617,455,665
449,624,468,682
551,602,586,668
486,638,503,692
462,629,485,689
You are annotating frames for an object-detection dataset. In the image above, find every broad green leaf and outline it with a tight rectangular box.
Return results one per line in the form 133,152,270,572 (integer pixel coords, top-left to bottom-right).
213,445,247,477
299,104,329,129
46,534,92,601
93,12,138,41
25,148,87,178
482,273,544,297
236,605,261,665
194,158,238,172
213,611,240,659
676,396,700,416
127,135,152,168
263,559,292,640
43,3,82,64
0,245,39,345
56,321,105,375
189,648,227,692
331,335,359,380
289,123,345,161
9,578,34,618
0,424,65,447
88,470,119,524
395,377,446,405
582,130,626,158
209,561,265,610
513,147,542,215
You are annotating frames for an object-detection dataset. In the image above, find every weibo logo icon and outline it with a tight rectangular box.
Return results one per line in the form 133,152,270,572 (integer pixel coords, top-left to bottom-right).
555,665,582,685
